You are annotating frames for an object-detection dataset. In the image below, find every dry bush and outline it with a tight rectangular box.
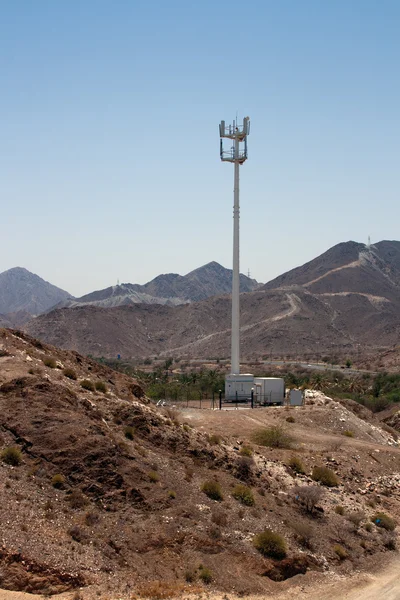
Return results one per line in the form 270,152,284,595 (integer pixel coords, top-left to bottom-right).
80,379,95,391
201,480,223,501
163,407,180,425
68,525,85,543
63,368,77,380
84,510,100,526
148,470,160,483
1,446,22,466
95,381,107,393
333,544,348,560
43,357,57,368
124,426,135,440
372,512,396,531
198,566,213,584
343,430,355,438
234,456,254,482
184,465,194,481
209,525,222,540
383,532,397,550
287,455,306,474
335,505,345,515
286,415,295,423
209,433,222,445
211,509,227,526
51,474,65,489
253,529,287,559
347,511,365,531
293,485,324,514
239,445,253,457
232,484,255,506
291,520,314,548
312,466,339,487
67,489,88,509
252,425,294,449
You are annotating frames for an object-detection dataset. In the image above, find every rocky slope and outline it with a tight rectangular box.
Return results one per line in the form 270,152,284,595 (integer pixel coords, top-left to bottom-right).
1,329,400,599
264,241,400,302
0,268,71,316
24,284,400,359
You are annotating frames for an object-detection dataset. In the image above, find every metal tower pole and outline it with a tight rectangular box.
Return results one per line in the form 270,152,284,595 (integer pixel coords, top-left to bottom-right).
231,136,240,375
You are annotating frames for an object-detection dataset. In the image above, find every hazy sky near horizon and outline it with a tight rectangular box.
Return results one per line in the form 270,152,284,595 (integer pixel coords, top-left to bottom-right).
1,1,399,296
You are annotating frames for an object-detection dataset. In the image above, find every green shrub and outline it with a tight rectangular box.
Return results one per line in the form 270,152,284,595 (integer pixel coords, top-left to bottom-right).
251,425,294,449
239,445,253,457
232,484,255,506
43,357,57,368
365,522,373,532
63,368,77,380
333,544,348,560
343,430,354,438
198,566,212,584
51,474,65,488
124,426,135,440
1,446,22,466
372,512,396,531
335,505,345,515
288,455,306,474
148,470,160,483
201,480,223,501
168,490,176,499
80,379,95,391
312,466,339,487
253,529,287,559
95,381,107,393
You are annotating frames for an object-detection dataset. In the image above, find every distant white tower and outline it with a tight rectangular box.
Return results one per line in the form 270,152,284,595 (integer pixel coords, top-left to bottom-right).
219,117,250,376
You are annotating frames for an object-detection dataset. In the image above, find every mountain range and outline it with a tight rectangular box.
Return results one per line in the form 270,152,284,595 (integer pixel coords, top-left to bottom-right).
22,240,400,359
0,263,259,326
55,261,260,309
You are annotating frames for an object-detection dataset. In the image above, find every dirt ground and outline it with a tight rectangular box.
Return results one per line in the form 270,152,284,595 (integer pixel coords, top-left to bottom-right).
2,556,400,600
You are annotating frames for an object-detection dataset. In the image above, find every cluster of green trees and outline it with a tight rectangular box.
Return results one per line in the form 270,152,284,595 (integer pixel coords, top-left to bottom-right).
93,356,400,411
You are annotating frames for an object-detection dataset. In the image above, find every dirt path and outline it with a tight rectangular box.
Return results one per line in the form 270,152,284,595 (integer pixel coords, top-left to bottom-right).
1,560,400,600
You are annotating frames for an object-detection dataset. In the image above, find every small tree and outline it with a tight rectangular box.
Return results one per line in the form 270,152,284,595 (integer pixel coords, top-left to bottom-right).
293,485,324,514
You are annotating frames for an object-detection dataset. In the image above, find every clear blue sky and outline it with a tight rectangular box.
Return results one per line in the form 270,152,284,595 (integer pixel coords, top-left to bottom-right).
1,0,399,296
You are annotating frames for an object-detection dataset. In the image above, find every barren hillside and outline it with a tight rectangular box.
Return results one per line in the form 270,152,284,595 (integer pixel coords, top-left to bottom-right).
25,285,400,359
264,241,400,302
2,329,400,599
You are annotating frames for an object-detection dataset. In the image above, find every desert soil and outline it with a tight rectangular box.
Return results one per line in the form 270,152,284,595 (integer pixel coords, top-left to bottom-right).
2,556,400,600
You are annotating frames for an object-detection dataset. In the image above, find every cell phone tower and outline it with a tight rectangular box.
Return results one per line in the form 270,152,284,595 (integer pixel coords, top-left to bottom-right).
219,116,250,376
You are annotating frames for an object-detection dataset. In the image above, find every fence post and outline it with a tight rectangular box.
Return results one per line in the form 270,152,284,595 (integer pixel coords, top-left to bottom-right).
235,391,238,409
219,390,222,410
251,388,254,409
